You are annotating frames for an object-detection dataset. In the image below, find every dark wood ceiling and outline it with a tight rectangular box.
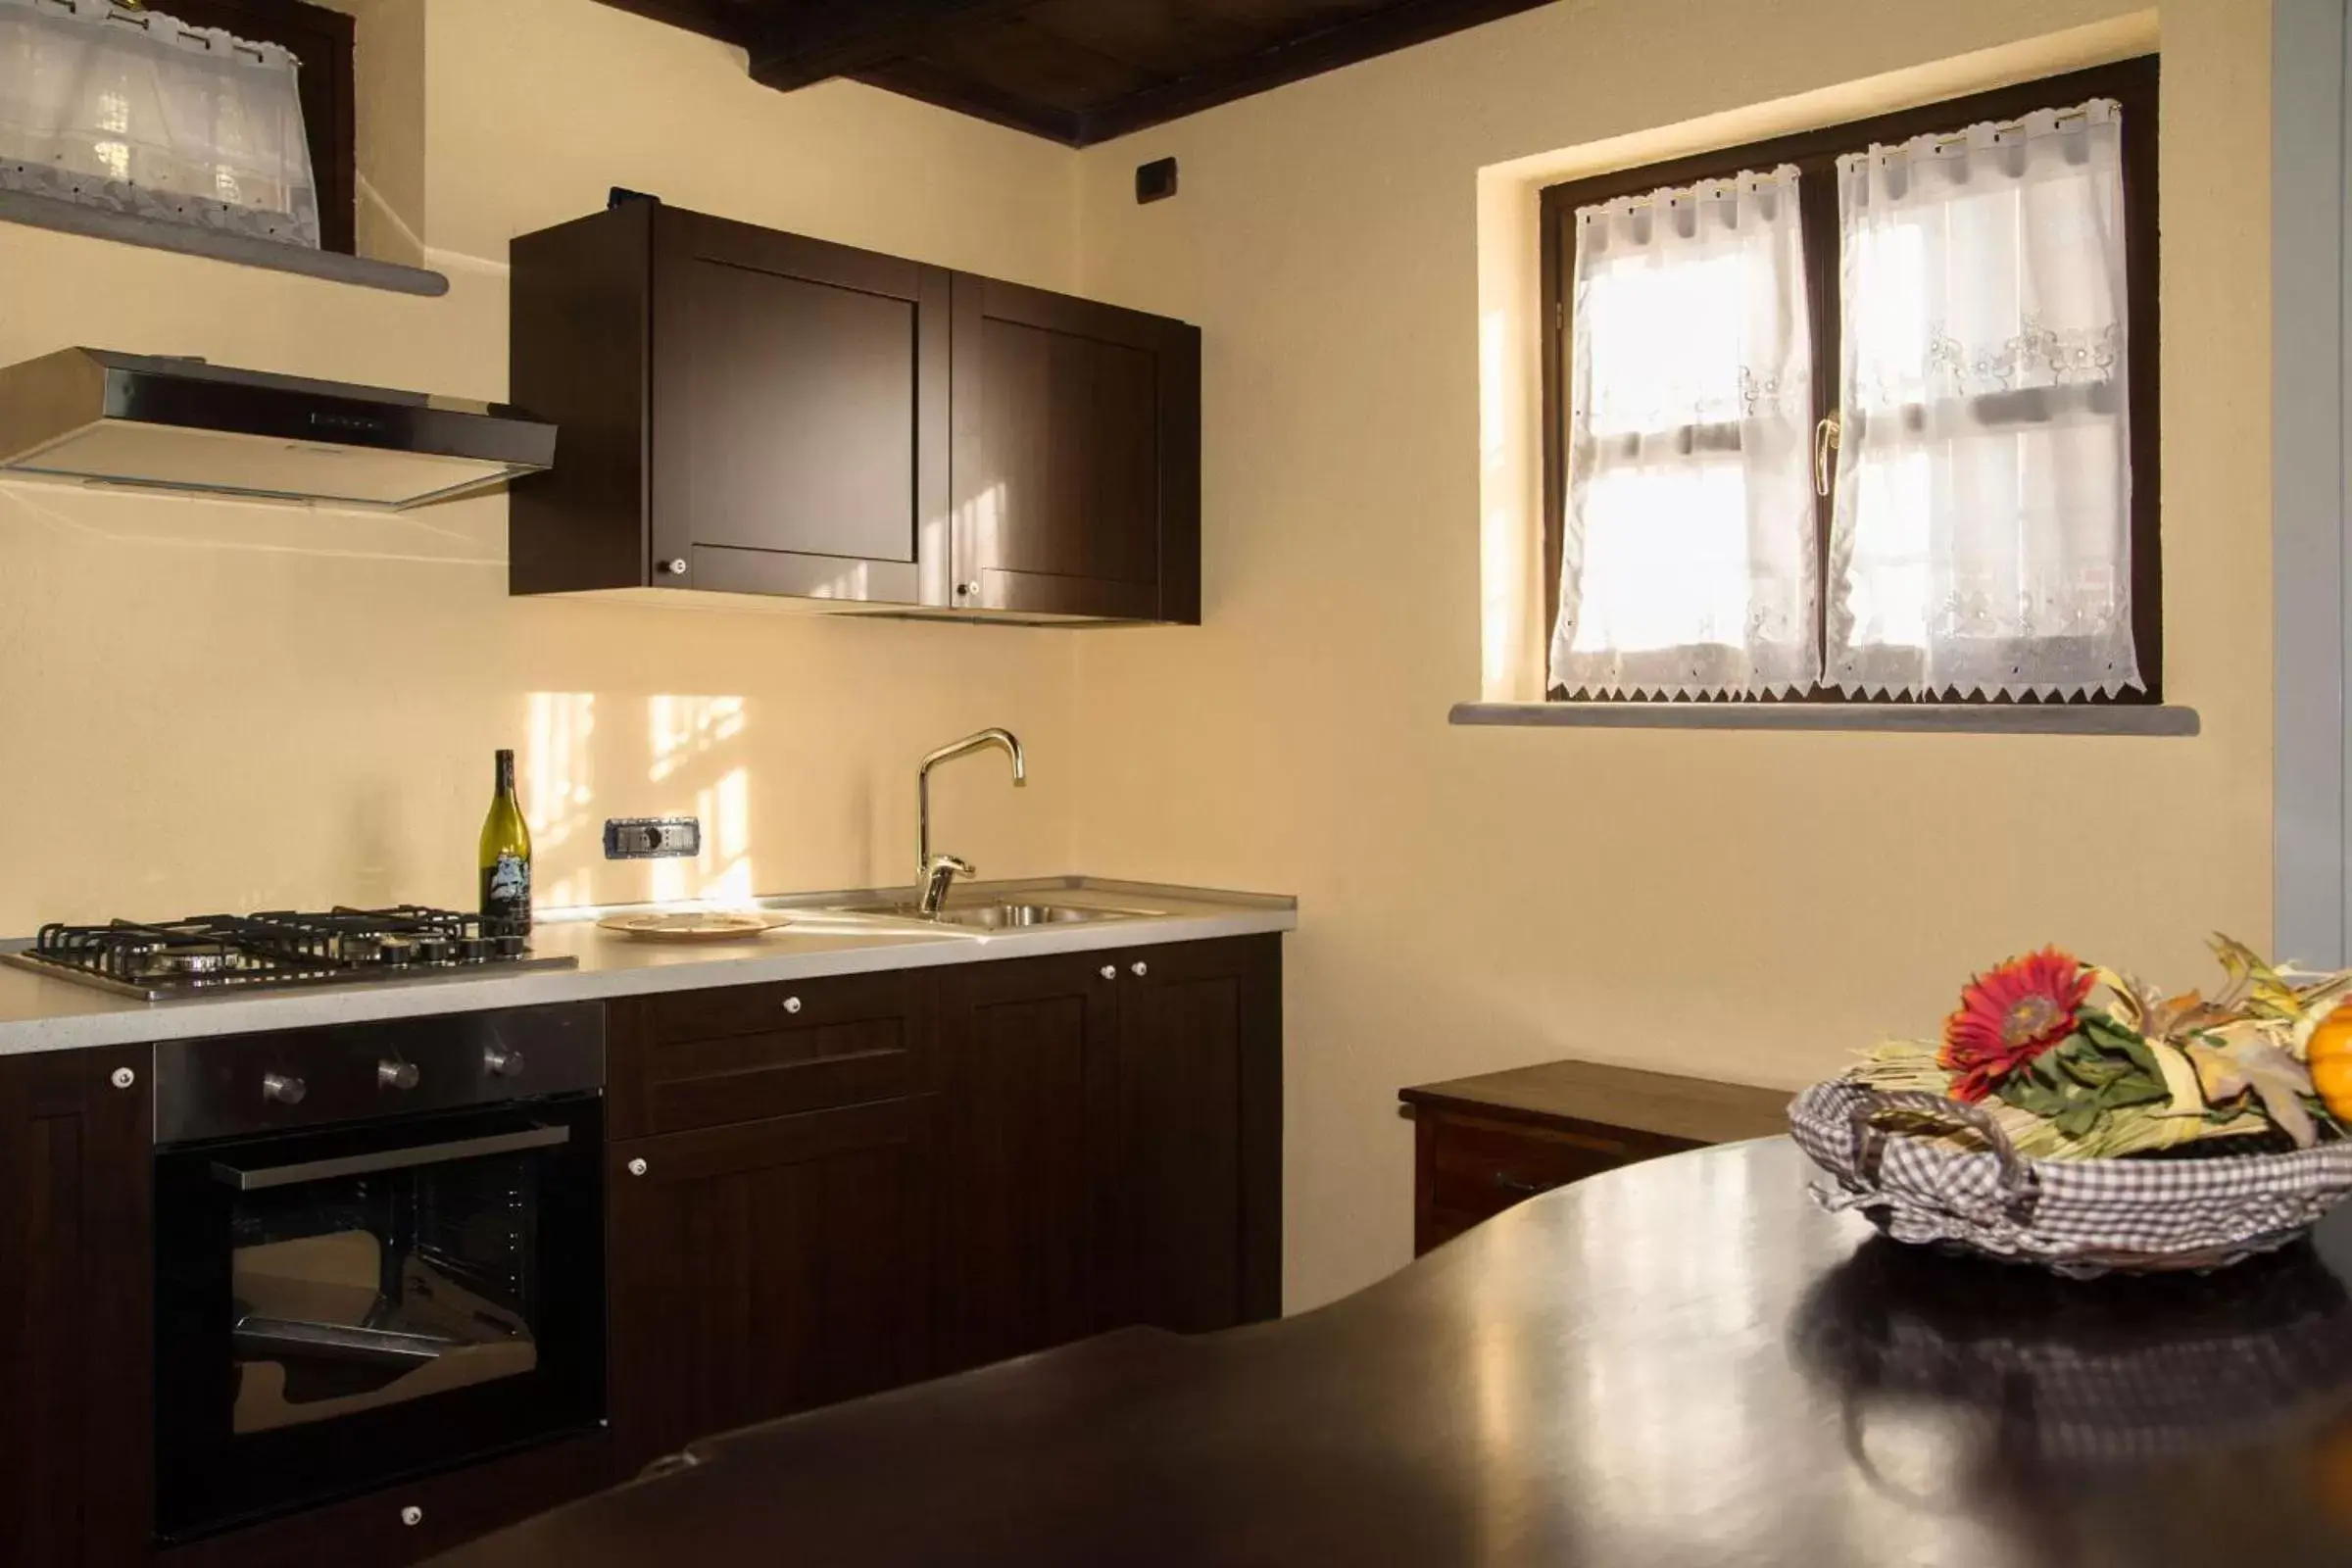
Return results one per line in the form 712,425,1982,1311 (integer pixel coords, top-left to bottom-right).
595,0,1556,146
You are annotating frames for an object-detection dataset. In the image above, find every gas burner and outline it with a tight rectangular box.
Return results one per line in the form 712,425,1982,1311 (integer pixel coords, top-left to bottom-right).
133,947,238,980
3,906,575,1001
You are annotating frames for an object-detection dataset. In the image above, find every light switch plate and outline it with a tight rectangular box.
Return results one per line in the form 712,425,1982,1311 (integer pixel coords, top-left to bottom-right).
604,817,701,859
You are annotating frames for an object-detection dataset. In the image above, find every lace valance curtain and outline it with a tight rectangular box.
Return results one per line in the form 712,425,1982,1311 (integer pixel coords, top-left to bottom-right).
0,0,319,247
1827,99,2137,700
1548,166,1818,700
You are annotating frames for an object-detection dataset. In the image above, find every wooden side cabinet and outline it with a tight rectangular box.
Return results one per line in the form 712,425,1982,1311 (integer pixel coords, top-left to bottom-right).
0,1045,152,1568
1400,1059,1789,1255
509,201,1200,623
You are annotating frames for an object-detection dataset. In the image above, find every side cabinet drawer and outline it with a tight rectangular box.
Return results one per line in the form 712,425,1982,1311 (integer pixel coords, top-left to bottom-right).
610,970,933,1139
1414,1111,1697,1253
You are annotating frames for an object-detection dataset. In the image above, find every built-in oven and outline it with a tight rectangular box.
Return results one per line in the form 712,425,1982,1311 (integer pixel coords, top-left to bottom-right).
151,1003,606,1543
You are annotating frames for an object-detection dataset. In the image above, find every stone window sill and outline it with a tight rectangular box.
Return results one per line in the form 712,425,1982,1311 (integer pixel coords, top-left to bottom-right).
1448,702,2200,736
0,189,447,297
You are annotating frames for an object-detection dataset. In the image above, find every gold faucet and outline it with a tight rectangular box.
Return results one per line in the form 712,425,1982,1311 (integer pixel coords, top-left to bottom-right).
916,728,1025,916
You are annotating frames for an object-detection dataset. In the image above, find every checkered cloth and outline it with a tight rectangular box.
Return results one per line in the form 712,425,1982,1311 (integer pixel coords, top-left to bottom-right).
1788,1076,2352,1276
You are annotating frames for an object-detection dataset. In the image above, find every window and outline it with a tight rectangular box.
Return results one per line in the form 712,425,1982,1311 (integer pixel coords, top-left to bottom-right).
149,0,355,254
1541,59,2158,704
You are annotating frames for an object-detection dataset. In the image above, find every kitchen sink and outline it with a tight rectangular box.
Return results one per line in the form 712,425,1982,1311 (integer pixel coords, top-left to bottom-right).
828,900,1165,930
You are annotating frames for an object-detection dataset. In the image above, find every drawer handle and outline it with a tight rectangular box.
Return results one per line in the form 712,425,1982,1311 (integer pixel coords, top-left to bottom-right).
1130,960,1149,978
1100,964,1117,981
782,996,803,1014
400,1504,424,1527
627,1157,649,1177
1491,1172,1550,1196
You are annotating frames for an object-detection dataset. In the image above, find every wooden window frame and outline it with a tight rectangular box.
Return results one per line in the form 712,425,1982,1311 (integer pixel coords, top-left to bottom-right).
1539,56,2161,705
143,0,358,256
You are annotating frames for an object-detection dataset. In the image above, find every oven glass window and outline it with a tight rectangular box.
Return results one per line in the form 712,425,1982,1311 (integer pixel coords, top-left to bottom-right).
227,1149,541,1434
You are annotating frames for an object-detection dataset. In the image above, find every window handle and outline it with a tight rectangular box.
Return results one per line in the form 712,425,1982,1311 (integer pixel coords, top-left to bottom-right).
1814,413,1841,498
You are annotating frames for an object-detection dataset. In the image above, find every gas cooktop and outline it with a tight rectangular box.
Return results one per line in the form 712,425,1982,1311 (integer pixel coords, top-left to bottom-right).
1,906,576,1001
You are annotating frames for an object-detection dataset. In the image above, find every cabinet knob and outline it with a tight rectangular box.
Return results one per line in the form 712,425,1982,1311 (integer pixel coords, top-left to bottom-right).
661,558,688,576
484,1045,525,1078
377,1058,421,1091
110,1066,136,1090
261,1072,307,1105
782,995,803,1014
1100,964,1116,980
959,581,981,599
627,1157,649,1177
1130,960,1149,978
400,1504,424,1528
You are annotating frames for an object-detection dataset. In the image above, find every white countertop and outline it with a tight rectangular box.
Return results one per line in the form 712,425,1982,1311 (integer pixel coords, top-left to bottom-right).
0,878,1296,1056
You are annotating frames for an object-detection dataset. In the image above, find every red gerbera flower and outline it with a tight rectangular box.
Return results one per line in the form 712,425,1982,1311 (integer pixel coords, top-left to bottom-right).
1940,948,2092,1102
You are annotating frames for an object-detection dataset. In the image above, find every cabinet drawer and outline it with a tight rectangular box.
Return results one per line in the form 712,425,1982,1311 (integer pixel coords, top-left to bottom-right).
612,971,931,1138
157,1432,612,1568
1424,1113,1696,1222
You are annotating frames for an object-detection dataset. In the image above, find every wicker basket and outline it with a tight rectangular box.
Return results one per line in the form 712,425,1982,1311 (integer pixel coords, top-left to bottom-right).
1788,1078,2352,1277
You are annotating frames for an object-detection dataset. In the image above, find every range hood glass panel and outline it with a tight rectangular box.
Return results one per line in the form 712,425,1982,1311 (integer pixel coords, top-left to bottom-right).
10,421,525,508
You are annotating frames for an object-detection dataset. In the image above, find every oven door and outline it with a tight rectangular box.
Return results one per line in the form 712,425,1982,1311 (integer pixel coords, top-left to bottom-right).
153,1094,605,1541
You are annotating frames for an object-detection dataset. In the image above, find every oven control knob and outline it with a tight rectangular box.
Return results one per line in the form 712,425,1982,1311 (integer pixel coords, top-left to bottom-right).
376,1059,421,1092
484,1045,525,1079
261,1072,306,1105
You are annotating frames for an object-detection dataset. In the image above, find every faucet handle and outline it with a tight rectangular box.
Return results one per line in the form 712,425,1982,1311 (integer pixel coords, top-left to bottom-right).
918,854,977,918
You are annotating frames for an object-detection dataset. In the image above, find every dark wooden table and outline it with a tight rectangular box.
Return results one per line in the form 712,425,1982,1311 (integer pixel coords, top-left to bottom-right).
436,1139,2352,1567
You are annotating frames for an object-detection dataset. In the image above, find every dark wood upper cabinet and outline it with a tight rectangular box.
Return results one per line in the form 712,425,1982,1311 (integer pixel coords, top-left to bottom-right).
952,276,1201,622
510,202,951,606
509,202,1200,623
0,1045,152,1568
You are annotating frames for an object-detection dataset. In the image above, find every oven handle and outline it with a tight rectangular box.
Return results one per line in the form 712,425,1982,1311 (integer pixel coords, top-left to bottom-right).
210,1123,571,1192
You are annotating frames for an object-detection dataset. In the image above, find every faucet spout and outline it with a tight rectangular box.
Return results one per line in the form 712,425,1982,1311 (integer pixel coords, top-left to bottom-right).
916,728,1026,910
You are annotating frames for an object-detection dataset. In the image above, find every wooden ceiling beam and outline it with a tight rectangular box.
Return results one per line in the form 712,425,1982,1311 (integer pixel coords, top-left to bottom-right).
749,0,1037,91
1075,0,1560,145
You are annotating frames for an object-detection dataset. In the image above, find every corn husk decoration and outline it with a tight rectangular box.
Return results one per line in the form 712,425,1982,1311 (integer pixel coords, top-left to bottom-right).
1850,936,2352,1160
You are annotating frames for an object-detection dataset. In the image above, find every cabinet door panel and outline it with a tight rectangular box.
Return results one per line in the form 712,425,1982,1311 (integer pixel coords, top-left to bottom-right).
609,1099,932,1472
952,275,1200,621
932,955,1118,1374
1110,938,1282,1333
0,1046,151,1568
653,209,950,604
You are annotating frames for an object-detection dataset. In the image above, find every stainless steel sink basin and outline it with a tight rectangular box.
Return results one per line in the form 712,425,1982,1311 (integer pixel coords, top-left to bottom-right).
830,900,1164,930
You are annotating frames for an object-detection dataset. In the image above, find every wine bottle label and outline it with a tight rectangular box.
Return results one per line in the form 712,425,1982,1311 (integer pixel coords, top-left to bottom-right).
483,852,532,928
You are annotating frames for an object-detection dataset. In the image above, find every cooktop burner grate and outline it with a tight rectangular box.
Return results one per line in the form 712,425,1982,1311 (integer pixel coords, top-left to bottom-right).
4,906,574,1000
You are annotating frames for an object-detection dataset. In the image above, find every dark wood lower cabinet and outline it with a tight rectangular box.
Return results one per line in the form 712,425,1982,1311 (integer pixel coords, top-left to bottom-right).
931,953,1120,1374
4,936,1281,1563
1107,939,1282,1332
606,1098,935,1474
0,1044,152,1568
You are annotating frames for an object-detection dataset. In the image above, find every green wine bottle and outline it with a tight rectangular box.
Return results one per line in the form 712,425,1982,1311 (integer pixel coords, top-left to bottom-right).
479,749,534,932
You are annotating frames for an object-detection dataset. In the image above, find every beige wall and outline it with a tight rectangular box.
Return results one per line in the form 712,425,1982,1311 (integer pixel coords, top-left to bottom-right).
1068,0,2273,1308
0,0,2279,1315
0,0,1085,926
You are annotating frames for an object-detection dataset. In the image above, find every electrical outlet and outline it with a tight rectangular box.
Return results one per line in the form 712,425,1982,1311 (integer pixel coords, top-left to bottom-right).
604,817,701,859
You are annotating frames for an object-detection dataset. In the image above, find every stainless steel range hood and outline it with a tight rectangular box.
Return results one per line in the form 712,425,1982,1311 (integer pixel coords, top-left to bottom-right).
0,348,557,510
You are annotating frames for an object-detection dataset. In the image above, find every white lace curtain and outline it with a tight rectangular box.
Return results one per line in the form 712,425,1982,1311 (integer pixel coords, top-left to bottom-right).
1828,99,2136,699
1549,166,1817,699
0,0,319,247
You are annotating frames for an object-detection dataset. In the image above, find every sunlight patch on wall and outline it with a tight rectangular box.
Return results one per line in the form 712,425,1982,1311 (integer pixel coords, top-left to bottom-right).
646,698,754,904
